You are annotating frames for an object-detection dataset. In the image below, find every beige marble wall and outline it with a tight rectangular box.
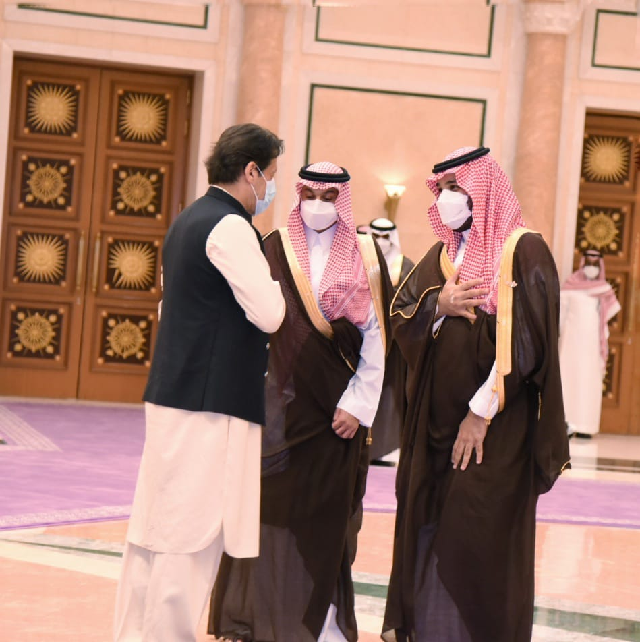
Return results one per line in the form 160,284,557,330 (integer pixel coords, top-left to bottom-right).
307,86,486,262
237,0,287,234
592,9,640,70
514,32,567,244
0,13,218,60
237,2,286,132
316,3,494,56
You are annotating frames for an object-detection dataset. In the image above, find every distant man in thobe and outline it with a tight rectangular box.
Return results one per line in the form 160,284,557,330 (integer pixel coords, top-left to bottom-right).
559,249,620,438
113,123,286,642
363,217,414,462
368,218,414,290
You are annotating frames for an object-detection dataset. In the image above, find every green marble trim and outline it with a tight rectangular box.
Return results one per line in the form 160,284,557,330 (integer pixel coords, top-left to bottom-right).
354,580,640,640
535,606,640,641
5,537,640,639
569,455,640,474
305,84,487,164
592,10,639,73
0,539,122,557
15,3,210,30
354,580,387,599
314,6,495,59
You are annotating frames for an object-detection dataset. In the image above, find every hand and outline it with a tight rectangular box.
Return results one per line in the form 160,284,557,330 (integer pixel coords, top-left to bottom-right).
451,410,488,471
437,266,489,322
332,408,360,439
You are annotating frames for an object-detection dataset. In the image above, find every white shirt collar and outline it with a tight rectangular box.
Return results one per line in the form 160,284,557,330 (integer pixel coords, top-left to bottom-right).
303,221,337,253
454,229,471,267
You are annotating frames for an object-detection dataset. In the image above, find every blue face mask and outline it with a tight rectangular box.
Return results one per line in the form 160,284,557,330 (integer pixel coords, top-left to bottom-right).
251,166,276,216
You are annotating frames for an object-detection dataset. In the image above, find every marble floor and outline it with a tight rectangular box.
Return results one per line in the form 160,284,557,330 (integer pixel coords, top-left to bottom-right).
1,433,639,641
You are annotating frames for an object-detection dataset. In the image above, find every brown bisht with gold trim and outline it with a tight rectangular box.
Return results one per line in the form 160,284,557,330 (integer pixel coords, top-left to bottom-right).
208,228,391,642
369,253,414,462
382,230,570,642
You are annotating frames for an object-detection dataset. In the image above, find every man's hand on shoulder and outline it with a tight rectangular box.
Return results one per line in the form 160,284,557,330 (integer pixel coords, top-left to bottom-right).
332,408,360,439
452,409,488,471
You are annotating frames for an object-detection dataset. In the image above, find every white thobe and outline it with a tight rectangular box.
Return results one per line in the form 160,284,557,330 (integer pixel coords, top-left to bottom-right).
433,231,499,420
304,223,385,642
559,290,604,435
114,212,285,642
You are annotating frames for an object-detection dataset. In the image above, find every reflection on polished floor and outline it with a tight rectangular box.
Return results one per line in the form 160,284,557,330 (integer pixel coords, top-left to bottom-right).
1,432,639,641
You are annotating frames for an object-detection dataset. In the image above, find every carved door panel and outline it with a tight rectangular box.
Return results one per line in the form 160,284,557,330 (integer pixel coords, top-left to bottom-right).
574,112,640,435
0,60,100,397
0,59,191,402
77,69,191,402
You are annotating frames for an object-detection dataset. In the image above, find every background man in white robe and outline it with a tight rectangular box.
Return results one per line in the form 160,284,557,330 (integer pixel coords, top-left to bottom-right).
360,218,414,464
113,123,286,642
367,217,414,290
559,249,620,438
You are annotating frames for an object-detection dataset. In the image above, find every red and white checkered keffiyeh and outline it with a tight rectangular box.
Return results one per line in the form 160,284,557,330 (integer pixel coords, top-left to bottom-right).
286,161,371,327
426,147,526,314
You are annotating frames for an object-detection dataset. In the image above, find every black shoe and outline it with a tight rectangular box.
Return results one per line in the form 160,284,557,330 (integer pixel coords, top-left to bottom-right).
573,432,593,439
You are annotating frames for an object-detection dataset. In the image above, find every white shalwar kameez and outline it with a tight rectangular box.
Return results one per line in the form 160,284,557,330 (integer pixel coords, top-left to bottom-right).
559,289,605,436
114,213,285,642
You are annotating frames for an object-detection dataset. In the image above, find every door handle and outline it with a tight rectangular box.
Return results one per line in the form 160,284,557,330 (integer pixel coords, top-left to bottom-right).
76,231,85,291
91,232,102,293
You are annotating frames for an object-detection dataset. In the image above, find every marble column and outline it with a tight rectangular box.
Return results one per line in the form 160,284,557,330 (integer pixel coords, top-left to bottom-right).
513,1,578,244
237,0,287,233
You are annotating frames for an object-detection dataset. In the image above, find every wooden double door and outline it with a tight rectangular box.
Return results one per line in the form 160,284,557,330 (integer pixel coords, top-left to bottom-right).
0,58,192,402
574,111,640,435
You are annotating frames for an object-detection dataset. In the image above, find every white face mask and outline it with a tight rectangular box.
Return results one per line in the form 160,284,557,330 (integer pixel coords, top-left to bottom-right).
299,199,338,231
583,265,600,280
251,167,276,216
437,189,472,230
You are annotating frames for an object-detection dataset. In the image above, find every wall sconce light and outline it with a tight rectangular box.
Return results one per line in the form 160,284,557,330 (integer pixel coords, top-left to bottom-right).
384,184,406,223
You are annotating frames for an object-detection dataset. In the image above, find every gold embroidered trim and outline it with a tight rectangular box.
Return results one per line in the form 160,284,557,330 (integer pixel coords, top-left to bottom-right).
390,284,441,320
538,391,542,420
389,247,434,317
439,246,456,281
338,347,357,373
279,228,333,339
389,254,404,288
495,228,535,411
358,234,387,354
560,459,571,473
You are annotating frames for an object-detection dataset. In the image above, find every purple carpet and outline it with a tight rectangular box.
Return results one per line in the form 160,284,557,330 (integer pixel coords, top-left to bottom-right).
0,402,145,530
362,466,640,529
1,401,639,530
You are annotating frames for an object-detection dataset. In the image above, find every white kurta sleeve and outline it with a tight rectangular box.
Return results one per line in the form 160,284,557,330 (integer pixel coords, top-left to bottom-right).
206,214,285,334
336,302,385,427
469,361,499,420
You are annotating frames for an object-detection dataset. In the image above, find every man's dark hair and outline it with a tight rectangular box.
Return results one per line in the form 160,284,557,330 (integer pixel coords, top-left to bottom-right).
205,123,284,184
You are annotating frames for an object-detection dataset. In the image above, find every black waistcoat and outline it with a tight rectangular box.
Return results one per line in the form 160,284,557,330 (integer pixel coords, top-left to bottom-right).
143,187,269,425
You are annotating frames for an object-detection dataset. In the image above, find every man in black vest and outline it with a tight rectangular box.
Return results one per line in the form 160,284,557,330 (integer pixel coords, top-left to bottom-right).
114,123,286,642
